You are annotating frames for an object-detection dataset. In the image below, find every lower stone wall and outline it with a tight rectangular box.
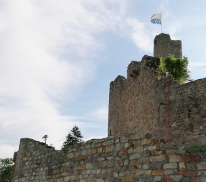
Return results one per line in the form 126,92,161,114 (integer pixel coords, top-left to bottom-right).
13,134,206,182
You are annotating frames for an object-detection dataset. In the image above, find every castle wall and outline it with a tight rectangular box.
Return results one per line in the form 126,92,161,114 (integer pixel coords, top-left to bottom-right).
154,34,182,59
13,135,206,182
13,34,206,181
108,56,166,138
168,78,206,146
108,55,206,145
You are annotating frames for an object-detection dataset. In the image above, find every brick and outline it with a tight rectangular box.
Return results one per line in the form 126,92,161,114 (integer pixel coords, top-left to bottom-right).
106,145,111,152
77,156,85,160
152,170,163,175
178,169,186,175
129,154,141,160
164,170,174,175
150,155,166,162
134,146,143,153
141,139,151,145
197,162,206,169
182,154,201,163
88,178,96,182
154,176,162,182
61,172,69,176
163,163,177,169
86,163,93,169
185,171,197,177
144,170,151,176
191,177,200,182
78,165,86,169
169,154,181,162
148,145,157,150
152,139,159,146
122,176,133,181
179,162,185,169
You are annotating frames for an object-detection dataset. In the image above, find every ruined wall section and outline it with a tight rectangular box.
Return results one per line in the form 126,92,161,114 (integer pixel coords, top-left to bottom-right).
154,33,182,59
108,55,206,144
108,56,167,138
13,135,206,182
168,78,206,147
13,138,66,181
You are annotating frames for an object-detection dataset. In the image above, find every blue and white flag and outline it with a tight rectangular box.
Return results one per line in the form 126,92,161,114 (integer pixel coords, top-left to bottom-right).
151,13,161,24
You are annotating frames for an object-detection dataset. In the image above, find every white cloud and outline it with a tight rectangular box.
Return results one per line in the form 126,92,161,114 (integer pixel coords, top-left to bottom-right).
88,106,108,121
0,144,18,159
189,62,206,69
0,0,108,155
0,0,158,157
127,18,153,52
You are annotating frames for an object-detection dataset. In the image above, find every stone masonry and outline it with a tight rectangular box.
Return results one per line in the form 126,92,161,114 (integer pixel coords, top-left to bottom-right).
108,34,206,147
13,135,206,182
154,33,182,59
13,34,206,181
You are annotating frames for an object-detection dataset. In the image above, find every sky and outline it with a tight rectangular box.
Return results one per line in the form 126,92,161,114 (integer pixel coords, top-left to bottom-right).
0,0,206,158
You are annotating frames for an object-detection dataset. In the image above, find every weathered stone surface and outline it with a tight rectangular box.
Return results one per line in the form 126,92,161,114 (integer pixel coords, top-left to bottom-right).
169,154,181,162
182,154,201,163
152,170,164,175
197,162,206,170
150,155,166,162
13,39,206,181
13,136,206,181
163,163,177,169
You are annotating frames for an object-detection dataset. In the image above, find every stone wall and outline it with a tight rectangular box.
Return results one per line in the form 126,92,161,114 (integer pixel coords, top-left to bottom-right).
13,134,206,182
108,55,165,138
154,34,182,59
108,55,206,146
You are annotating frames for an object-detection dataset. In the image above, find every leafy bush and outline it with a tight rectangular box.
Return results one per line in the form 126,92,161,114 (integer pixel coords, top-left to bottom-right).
159,54,190,84
0,158,14,182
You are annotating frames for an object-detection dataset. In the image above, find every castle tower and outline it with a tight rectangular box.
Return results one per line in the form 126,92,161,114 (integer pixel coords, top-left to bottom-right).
108,55,164,137
108,34,184,138
154,33,182,59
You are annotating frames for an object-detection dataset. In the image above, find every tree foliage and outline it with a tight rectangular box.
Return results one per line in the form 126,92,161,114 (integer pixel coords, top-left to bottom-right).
0,158,14,182
62,126,84,150
159,54,190,84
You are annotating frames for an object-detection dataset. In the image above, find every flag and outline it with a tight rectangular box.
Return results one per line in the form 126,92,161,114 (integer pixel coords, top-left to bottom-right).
151,13,161,24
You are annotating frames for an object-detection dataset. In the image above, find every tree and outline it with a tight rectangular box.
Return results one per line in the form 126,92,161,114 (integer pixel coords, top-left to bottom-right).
62,126,84,150
0,158,14,182
159,54,190,84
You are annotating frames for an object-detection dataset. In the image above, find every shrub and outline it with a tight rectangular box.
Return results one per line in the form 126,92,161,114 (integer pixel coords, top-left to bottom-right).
159,54,190,84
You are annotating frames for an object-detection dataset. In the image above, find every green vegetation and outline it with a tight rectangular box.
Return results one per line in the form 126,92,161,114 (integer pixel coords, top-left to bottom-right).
0,158,14,182
62,126,84,150
159,54,190,84
186,146,206,150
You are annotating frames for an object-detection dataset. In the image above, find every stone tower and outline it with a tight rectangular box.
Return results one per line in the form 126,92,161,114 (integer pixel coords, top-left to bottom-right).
154,33,182,59
108,34,206,141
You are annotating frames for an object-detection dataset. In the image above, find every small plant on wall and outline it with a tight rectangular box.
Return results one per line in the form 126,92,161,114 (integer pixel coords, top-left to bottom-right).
159,54,190,84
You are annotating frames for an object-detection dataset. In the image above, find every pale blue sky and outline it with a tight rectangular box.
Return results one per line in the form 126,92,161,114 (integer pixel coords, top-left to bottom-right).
0,0,206,158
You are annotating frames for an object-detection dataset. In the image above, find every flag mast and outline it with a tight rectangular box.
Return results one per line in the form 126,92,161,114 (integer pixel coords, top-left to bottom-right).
161,11,162,33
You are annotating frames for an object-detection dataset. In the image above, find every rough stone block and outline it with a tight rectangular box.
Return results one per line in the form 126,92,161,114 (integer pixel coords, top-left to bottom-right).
169,154,181,162
197,162,206,170
179,162,186,169
152,170,164,175
182,154,201,163
141,139,151,146
150,155,166,162
163,163,177,169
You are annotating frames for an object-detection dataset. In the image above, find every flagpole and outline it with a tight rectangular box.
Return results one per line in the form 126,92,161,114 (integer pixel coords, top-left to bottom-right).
161,11,162,33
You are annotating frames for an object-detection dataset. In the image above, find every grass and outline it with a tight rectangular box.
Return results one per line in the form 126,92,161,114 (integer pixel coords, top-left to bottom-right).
186,146,206,150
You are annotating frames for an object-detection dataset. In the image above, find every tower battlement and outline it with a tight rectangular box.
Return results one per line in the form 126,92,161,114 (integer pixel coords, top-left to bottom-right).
154,33,182,59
